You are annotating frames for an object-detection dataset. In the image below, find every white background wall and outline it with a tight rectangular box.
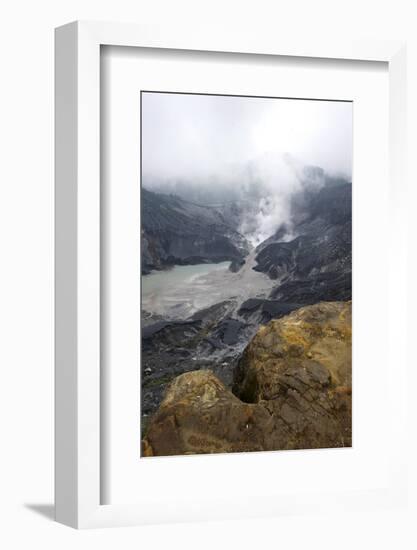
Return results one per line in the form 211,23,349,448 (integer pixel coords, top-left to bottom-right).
0,0,416,547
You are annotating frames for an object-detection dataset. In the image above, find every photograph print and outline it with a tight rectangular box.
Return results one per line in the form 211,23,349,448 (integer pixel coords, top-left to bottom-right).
141,91,352,457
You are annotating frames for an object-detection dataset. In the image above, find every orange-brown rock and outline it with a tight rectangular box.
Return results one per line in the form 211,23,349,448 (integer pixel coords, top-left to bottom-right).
143,301,352,456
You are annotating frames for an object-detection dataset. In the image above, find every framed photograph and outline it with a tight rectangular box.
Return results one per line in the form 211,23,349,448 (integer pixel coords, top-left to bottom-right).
55,21,407,528
139,90,354,457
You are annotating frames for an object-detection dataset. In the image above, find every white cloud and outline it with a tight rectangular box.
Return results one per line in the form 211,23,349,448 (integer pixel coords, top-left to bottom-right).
141,92,352,182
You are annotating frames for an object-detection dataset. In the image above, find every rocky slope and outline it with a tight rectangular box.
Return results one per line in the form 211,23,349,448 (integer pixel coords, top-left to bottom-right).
141,300,252,422
141,178,352,424
142,301,352,456
253,180,351,306
141,188,250,273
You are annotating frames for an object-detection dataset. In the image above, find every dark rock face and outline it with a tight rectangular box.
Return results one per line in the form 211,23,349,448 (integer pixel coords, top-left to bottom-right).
270,272,351,303
143,302,352,456
141,188,250,273
212,318,247,346
254,181,352,306
228,258,245,273
238,298,302,323
253,241,296,279
141,302,251,421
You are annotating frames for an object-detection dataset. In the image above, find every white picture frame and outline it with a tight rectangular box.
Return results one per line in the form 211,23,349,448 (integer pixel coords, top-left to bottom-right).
55,21,407,529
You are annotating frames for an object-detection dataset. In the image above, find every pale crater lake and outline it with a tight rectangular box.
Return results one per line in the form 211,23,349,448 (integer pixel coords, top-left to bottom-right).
142,252,275,319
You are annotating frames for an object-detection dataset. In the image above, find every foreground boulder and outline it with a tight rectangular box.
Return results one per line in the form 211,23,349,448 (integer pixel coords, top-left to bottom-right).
234,300,351,401
143,301,352,456
142,370,270,456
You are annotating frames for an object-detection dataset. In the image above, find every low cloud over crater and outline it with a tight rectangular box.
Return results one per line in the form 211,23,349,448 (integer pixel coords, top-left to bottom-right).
141,92,352,245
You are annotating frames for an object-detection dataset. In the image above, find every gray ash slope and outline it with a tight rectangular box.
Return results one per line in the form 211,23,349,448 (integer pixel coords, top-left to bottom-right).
141,188,250,274
141,177,352,421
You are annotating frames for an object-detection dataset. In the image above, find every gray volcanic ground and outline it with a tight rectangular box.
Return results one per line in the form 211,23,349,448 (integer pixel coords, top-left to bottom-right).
140,174,352,424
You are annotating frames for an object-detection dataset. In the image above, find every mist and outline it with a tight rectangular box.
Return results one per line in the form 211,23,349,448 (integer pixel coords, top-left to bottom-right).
141,92,352,245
